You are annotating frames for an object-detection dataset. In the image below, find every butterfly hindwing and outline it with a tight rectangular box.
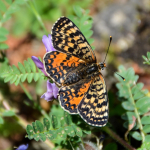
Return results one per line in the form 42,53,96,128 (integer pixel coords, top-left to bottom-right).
51,16,96,63
59,77,93,114
78,73,108,127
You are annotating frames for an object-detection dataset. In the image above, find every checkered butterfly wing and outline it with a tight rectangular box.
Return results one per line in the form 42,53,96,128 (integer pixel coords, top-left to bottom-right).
51,16,96,63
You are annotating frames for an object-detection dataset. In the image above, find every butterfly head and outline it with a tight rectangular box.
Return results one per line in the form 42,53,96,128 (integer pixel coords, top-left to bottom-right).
99,62,106,70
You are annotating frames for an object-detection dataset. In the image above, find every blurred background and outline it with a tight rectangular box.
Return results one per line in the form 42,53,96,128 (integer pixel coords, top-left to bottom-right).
0,0,150,149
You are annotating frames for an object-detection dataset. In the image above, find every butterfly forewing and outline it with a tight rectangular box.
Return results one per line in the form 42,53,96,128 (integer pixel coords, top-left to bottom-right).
43,51,86,87
51,16,96,63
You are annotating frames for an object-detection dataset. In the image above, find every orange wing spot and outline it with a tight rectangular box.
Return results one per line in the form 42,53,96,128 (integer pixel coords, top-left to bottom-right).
48,65,51,69
50,55,55,59
71,106,75,110
48,59,51,63
65,103,69,107
68,80,92,107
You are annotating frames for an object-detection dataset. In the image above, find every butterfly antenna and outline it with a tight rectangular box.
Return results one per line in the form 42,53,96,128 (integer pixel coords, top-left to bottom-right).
115,72,125,81
103,36,112,63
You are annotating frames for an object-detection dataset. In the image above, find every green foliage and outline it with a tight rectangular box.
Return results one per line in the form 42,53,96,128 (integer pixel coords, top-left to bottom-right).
26,110,90,145
115,65,150,142
68,6,94,49
104,143,118,150
12,0,92,38
0,110,16,124
138,142,150,150
142,52,150,65
0,58,43,85
0,0,27,50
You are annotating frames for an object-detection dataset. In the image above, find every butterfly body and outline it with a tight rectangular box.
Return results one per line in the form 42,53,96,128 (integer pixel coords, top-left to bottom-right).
43,17,109,127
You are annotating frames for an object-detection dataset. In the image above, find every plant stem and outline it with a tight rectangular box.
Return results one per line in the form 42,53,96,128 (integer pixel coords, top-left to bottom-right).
127,84,145,143
102,126,136,150
28,1,48,34
19,83,32,100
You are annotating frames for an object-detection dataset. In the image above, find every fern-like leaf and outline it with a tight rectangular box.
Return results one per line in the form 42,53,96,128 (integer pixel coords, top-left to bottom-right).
115,65,150,143
1,58,43,85
26,111,90,142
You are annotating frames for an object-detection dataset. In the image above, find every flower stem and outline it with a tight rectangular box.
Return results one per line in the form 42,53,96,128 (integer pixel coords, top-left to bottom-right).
28,1,48,34
102,126,136,150
127,84,145,143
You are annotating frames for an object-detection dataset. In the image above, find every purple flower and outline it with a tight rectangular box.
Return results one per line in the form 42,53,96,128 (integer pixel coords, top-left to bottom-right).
16,144,28,150
41,80,59,101
42,34,56,52
31,56,47,76
32,34,59,101
31,34,56,76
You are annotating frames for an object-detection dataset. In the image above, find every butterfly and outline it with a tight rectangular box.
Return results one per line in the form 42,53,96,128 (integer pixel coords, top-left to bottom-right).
43,16,108,127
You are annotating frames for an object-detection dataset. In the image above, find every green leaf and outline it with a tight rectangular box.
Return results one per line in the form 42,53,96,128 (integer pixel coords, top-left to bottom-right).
39,133,46,142
57,127,67,139
84,30,93,38
4,74,14,83
143,125,150,133
12,65,20,74
28,58,36,72
21,74,27,82
65,126,75,137
138,142,150,150
64,111,72,125
0,36,7,42
43,118,50,130
27,134,34,140
27,73,34,83
0,117,4,124
35,120,44,132
131,131,142,141
26,125,34,136
2,110,15,116
136,97,150,109
47,130,57,140
142,55,147,61
72,125,83,137
33,134,40,141
32,122,38,133
141,116,150,124
24,60,31,73
0,43,9,50
14,76,21,85
0,1,7,12
73,6,82,18
0,27,9,36
18,62,26,74
121,112,136,121
122,101,134,111
60,116,66,127
131,83,144,94
145,135,150,142
33,73,39,82
51,115,58,129
133,91,144,100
